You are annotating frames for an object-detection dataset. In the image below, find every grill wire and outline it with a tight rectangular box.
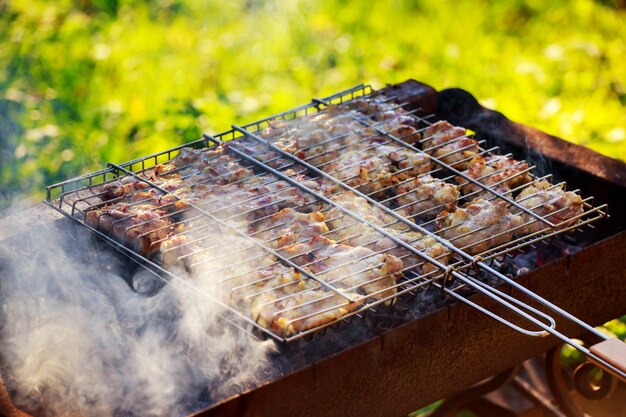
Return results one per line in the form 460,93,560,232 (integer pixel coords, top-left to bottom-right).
46,84,610,346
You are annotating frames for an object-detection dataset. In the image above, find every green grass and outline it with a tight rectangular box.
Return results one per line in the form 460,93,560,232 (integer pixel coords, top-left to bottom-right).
1,0,625,205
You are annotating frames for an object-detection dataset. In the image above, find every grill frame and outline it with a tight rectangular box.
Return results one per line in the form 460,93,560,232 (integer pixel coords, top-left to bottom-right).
45,81,610,345
189,81,626,417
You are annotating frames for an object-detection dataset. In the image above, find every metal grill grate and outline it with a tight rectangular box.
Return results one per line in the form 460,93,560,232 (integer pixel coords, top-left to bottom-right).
45,83,614,362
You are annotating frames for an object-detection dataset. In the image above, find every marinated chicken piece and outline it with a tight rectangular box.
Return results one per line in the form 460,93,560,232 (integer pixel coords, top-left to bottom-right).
170,145,229,170
326,192,450,274
191,173,328,223
376,110,418,128
343,98,417,127
251,288,363,337
163,226,275,278
265,112,376,166
342,97,387,116
422,121,479,169
86,203,173,256
250,208,330,248
395,175,460,220
325,193,400,252
230,262,310,305
98,176,192,215
164,146,255,185
183,155,254,186
382,124,421,145
263,177,328,212
192,177,282,222
323,149,397,197
152,161,180,177
320,144,431,197
456,154,532,198
515,180,584,234
159,233,202,270
235,136,294,169
288,171,337,201
328,191,400,229
283,235,403,302
435,199,524,255
390,231,451,274
99,176,152,202
366,144,432,179
100,147,252,206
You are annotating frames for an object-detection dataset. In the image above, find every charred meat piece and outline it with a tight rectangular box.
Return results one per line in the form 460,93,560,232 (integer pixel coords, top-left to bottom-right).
326,192,450,274
389,231,451,275
380,123,421,145
422,121,479,169
86,203,173,256
190,178,283,224
250,208,330,248
230,262,310,305
322,149,397,197
395,174,460,220
251,288,363,337
283,235,403,302
264,110,376,166
365,144,432,180
456,154,532,198
515,180,584,234
436,199,523,255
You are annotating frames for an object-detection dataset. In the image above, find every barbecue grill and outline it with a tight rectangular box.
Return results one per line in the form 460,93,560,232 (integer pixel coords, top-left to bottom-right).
2,80,626,417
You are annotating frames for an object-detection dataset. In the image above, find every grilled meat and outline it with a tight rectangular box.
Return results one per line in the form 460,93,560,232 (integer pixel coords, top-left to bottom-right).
322,149,397,197
515,180,584,234
262,109,376,165
422,121,479,169
86,203,173,256
436,199,524,255
395,174,460,220
251,288,363,337
325,192,451,274
250,208,330,248
456,154,532,198
283,235,403,302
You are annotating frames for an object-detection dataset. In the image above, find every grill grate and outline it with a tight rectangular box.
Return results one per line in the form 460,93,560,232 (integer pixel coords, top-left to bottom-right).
45,83,610,349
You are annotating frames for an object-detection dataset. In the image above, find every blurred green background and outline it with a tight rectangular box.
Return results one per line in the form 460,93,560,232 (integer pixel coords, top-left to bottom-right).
1,0,625,206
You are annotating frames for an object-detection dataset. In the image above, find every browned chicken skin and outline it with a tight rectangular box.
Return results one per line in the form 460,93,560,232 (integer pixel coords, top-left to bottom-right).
422,121,479,169
436,199,524,255
515,180,583,234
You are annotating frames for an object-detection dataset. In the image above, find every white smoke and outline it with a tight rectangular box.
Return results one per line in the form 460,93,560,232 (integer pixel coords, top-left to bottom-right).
0,216,275,417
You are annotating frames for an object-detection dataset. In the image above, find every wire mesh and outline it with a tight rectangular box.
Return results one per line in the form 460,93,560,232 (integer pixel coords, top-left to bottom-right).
45,83,609,343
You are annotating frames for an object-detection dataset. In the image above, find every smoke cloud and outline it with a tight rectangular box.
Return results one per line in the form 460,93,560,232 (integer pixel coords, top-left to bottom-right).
0,214,275,417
